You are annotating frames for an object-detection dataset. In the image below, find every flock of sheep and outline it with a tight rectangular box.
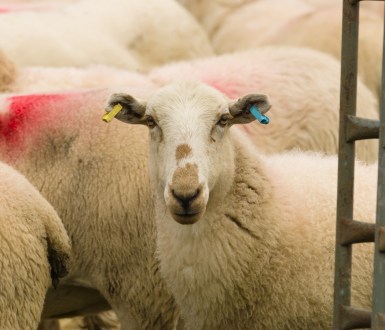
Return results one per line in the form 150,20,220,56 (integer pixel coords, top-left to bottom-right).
0,0,383,329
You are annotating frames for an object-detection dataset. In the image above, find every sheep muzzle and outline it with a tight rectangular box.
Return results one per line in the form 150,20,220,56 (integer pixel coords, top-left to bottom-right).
167,163,207,224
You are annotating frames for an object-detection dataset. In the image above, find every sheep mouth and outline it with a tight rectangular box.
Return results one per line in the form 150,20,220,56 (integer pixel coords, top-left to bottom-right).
171,211,202,225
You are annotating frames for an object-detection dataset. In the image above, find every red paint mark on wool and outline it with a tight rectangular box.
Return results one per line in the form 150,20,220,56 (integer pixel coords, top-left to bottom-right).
0,8,11,13
0,94,66,144
203,79,240,99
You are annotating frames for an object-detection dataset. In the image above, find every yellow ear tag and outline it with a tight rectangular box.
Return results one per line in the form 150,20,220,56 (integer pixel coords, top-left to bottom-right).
102,104,123,123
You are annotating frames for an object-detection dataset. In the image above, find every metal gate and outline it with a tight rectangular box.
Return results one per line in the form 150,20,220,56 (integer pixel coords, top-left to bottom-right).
333,0,385,329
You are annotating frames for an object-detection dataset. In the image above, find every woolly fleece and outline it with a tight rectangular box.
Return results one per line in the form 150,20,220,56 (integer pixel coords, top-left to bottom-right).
0,161,71,330
0,0,213,70
0,89,178,329
179,0,383,100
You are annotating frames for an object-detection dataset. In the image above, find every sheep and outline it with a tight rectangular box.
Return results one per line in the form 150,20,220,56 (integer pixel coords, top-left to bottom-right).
0,47,377,328
0,0,213,71
178,0,382,100
247,5,382,102
149,47,379,163
177,0,312,42
4,46,378,164
106,80,376,329
0,160,71,330
5,47,379,163
0,88,179,329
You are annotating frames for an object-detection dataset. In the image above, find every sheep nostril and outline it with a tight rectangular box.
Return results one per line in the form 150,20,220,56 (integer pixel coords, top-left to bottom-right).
171,188,201,208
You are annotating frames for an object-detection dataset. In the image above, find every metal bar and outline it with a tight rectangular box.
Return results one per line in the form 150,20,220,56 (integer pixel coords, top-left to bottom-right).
333,0,360,328
340,218,375,246
372,3,385,326
340,305,371,330
378,226,385,252
346,116,380,142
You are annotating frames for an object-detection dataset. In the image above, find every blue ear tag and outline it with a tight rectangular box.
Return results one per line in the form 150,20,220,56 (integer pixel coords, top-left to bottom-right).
250,105,270,125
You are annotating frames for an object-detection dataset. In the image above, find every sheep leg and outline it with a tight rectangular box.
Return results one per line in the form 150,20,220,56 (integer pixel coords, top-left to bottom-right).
47,243,69,288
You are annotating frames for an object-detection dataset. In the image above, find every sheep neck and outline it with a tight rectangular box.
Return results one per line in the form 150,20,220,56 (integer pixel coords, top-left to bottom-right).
154,132,282,329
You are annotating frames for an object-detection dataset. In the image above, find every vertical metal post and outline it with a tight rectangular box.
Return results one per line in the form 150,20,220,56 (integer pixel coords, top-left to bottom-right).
333,0,360,328
372,3,385,327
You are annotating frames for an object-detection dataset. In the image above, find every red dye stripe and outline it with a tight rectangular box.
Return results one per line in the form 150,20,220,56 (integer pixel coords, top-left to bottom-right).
0,94,66,143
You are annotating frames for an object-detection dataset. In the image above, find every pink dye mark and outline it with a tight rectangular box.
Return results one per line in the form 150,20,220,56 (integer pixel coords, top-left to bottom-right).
0,93,66,144
0,8,11,13
203,79,240,99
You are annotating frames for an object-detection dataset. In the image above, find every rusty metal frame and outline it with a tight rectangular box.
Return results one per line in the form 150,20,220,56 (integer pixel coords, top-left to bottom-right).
372,0,385,325
333,0,384,329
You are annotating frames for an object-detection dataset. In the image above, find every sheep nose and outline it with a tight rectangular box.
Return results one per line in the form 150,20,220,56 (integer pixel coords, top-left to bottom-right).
172,188,201,209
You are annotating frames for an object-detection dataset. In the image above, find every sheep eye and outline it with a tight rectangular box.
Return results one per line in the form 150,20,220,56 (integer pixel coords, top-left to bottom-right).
146,116,157,128
217,115,229,127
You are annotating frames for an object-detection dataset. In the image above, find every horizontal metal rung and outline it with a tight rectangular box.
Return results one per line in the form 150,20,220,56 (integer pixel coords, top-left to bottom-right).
340,305,371,330
340,218,375,246
345,115,380,142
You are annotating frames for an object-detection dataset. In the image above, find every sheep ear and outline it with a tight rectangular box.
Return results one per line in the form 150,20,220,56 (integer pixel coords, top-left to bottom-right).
105,93,147,125
229,94,271,125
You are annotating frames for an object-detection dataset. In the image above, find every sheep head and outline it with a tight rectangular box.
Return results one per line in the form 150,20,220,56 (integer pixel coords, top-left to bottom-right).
106,81,271,225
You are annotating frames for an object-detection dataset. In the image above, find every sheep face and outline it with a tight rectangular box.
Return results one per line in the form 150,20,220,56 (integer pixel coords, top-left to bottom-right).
106,81,270,225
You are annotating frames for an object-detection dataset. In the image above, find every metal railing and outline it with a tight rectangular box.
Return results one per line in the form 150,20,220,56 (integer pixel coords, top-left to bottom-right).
333,0,385,329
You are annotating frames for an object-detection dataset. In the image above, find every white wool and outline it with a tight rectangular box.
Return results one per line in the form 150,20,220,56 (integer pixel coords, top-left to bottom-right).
0,88,179,329
178,0,383,100
0,0,212,70
0,161,71,330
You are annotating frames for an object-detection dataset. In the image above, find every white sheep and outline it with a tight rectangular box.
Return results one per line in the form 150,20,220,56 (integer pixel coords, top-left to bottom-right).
0,0,213,71
106,80,376,329
0,161,71,330
149,47,379,163
178,0,382,100
0,88,179,329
